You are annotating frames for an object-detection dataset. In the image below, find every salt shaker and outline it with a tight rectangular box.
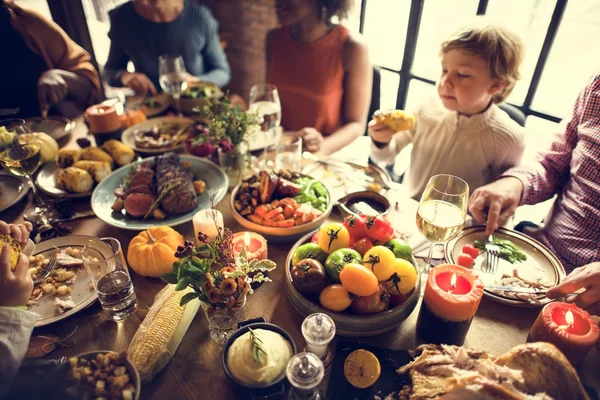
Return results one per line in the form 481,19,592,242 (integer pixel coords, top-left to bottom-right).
286,352,325,400
301,313,335,373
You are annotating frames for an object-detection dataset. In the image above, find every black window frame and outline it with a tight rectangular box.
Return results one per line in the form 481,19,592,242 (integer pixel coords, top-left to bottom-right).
359,0,568,124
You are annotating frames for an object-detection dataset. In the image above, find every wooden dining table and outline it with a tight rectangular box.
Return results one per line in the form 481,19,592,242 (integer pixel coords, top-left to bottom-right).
4,116,600,399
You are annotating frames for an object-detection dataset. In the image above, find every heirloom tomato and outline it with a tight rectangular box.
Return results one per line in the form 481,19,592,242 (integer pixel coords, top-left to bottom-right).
311,232,319,244
324,248,362,283
362,246,396,281
385,238,413,262
291,243,328,266
352,237,374,257
343,214,367,238
290,259,328,295
317,223,350,253
384,258,417,295
339,263,378,297
319,284,353,312
362,214,394,242
350,284,390,315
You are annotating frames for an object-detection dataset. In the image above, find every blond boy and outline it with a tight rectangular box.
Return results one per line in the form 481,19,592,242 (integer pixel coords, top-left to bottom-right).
370,22,525,199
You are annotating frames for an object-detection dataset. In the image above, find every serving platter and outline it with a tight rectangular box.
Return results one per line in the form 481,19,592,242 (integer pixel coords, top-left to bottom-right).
121,116,194,154
35,162,93,198
0,172,29,213
445,226,566,307
92,155,228,230
25,116,74,141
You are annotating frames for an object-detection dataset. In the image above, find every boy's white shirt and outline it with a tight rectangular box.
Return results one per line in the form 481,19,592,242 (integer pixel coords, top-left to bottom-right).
0,307,37,397
371,96,525,199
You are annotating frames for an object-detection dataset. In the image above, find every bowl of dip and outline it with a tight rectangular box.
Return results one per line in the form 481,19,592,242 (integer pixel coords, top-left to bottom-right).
222,320,297,395
336,190,390,219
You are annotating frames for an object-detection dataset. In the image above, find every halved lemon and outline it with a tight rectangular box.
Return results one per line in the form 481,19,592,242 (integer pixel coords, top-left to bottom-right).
344,349,381,389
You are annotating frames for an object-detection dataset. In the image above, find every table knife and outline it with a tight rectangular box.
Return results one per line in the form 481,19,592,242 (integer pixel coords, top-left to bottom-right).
53,210,95,223
484,285,547,294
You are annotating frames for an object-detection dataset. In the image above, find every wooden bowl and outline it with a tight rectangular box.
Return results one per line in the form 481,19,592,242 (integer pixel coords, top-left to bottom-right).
230,183,333,243
285,231,421,337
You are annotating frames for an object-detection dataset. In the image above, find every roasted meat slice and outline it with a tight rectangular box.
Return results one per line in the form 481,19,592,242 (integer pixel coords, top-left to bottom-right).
275,179,302,197
124,193,155,218
259,170,279,204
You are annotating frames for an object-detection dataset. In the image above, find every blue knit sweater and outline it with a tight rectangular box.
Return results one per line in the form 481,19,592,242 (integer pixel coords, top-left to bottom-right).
104,1,231,89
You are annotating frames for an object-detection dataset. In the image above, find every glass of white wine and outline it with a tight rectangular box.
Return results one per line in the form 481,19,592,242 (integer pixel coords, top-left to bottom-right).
248,84,281,168
0,119,50,221
416,174,469,271
159,54,189,116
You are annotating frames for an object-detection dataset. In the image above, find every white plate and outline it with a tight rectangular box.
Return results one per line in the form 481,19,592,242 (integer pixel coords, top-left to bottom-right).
27,236,110,327
121,117,193,154
445,226,566,307
0,172,29,213
35,162,93,198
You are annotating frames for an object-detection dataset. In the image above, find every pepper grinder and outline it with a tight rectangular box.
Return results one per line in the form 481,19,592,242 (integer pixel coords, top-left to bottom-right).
286,352,325,400
301,313,335,374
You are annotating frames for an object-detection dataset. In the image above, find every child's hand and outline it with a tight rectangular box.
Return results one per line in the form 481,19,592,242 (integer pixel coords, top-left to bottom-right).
0,221,33,246
368,120,395,145
0,246,33,307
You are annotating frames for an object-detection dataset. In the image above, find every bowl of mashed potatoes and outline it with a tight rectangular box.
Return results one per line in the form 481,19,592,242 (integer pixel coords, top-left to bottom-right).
222,321,297,393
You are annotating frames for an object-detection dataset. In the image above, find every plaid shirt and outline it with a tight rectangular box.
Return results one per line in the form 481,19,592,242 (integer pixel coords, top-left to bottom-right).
504,72,600,272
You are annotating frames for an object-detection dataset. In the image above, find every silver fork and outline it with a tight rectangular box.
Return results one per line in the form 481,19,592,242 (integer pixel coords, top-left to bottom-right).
33,257,58,285
485,235,501,274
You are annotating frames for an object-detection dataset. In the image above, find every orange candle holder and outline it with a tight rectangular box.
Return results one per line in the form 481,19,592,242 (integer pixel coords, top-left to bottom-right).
416,264,484,345
232,232,268,262
528,302,599,364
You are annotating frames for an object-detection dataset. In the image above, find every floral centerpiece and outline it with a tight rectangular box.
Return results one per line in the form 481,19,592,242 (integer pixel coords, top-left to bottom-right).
161,226,276,344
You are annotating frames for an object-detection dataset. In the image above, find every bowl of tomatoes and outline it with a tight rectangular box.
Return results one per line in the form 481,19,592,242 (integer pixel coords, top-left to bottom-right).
284,213,421,337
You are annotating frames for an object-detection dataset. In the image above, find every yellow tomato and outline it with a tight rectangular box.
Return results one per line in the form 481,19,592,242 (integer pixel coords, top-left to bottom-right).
362,246,396,281
385,258,418,295
317,223,350,253
319,284,353,312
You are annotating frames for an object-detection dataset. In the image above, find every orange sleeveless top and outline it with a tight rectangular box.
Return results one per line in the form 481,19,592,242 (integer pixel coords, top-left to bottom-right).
267,25,349,135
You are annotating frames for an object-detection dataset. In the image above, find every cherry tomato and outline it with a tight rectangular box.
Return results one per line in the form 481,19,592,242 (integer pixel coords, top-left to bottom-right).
339,263,378,297
362,214,394,242
311,232,319,244
461,244,479,258
457,253,474,268
352,237,374,257
343,214,368,239
362,246,396,281
384,258,418,295
319,284,353,312
317,223,350,253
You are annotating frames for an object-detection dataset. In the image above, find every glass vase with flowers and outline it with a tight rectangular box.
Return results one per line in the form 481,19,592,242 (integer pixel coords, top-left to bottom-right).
161,227,276,344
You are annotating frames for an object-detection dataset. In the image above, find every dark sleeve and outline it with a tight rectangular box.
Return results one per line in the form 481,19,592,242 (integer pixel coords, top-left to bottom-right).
103,10,130,87
196,7,231,87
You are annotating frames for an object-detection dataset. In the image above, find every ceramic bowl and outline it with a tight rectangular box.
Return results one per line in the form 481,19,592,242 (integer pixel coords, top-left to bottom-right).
230,182,333,243
336,190,390,219
285,231,421,337
222,321,297,397
178,83,223,114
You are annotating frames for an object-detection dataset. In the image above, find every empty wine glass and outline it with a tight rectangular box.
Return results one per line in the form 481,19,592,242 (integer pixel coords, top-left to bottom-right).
248,84,281,168
159,54,189,116
0,119,51,223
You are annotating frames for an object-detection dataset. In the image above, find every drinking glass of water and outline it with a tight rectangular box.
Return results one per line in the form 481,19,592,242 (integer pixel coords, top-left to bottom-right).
275,136,302,172
248,84,281,167
82,237,137,321
159,54,189,116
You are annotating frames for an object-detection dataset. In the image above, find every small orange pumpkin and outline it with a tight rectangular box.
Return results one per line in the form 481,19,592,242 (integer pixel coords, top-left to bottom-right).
120,109,147,129
127,226,184,277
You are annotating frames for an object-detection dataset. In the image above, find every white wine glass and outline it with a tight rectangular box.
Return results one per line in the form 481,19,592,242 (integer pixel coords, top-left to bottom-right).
248,84,281,168
159,54,189,116
0,119,51,222
416,174,469,271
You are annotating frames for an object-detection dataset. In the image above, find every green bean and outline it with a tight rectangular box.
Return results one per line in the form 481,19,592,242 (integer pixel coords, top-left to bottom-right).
313,182,327,197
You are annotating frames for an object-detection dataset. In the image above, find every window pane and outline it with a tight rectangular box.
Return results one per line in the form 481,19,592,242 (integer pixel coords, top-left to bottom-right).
412,0,479,81
523,116,560,163
532,1,600,117
82,0,129,69
362,1,410,70
485,0,556,106
345,0,362,34
405,79,436,112
380,70,400,110
12,0,52,21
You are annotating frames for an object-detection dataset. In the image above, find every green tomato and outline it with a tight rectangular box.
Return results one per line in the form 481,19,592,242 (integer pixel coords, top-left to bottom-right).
324,248,362,284
291,243,328,266
385,239,413,262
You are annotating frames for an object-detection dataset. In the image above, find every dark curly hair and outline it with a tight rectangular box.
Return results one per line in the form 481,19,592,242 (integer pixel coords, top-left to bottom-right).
318,0,354,21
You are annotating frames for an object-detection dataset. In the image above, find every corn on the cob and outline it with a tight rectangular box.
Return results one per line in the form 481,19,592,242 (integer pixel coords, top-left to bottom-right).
128,286,199,382
0,235,21,271
102,139,135,166
72,160,112,183
57,148,81,168
57,167,93,193
79,147,114,165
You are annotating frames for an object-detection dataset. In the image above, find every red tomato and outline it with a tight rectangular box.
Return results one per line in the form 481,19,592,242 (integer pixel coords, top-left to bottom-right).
457,253,474,269
352,237,374,256
343,214,368,239
311,232,319,244
462,244,479,258
362,214,394,242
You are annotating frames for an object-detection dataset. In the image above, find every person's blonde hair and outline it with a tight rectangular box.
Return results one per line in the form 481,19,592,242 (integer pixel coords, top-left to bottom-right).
441,21,524,103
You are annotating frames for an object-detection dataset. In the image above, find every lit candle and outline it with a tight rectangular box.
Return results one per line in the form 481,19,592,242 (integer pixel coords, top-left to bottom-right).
528,302,599,364
232,232,268,261
193,209,224,243
85,104,121,134
416,264,484,345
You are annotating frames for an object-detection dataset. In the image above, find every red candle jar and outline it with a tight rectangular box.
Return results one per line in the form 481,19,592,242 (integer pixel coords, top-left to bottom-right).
232,232,268,261
416,264,484,345
529,302,599,364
